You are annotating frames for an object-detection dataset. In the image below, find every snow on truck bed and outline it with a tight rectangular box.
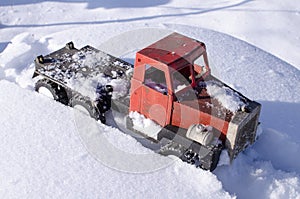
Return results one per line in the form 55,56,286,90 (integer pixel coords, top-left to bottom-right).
35,45,133,100
205,80,246,113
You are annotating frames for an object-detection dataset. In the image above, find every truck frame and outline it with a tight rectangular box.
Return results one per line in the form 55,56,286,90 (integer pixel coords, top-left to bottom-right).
32,32,261,171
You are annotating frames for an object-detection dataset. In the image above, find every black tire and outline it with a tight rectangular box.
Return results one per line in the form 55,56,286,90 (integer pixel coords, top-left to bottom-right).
35,79,69,105
71,97,106,124
199,144,223,171
159,141,185,158
65,41,74,50
209,144,223,171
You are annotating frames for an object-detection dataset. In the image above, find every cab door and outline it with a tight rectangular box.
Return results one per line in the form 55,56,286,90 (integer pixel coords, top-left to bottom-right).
140,65,170,126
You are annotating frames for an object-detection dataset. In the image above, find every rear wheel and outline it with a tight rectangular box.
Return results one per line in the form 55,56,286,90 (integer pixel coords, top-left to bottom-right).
74,104,91,116
35,79,68,105
38,86,55,99
70,97,106,124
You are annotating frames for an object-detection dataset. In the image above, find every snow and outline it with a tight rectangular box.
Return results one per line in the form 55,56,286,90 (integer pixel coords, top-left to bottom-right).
174,84,187,93
1,0,300,198
129,111,163,140
205,81,245,112
67,72,129,100
37,47,131,101
0,80,231,198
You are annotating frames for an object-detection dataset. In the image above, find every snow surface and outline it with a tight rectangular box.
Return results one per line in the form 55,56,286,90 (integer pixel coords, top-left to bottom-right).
0,80,231,198
1,0,300,198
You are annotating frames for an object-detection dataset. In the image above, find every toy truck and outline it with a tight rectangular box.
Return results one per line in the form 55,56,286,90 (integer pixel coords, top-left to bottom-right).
32,32,261,171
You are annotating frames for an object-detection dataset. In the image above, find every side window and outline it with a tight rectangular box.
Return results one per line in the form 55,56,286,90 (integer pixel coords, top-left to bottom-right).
144,65,168,94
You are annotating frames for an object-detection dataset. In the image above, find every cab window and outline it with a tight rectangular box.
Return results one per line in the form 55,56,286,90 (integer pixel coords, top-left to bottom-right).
144,65,168,94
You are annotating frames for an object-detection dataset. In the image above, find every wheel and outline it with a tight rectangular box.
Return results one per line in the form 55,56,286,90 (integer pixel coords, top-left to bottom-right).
71,97,106,123
35,79,68,105
65,41,74,50
199,144,223,171
209,144,223,171
182,149,199,165
159,141,185,158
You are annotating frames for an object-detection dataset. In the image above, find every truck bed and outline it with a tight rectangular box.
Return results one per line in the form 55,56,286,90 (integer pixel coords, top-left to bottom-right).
33,42,133,102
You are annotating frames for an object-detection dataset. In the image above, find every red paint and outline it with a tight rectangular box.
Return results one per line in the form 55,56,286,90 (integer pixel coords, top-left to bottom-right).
129,32,230,138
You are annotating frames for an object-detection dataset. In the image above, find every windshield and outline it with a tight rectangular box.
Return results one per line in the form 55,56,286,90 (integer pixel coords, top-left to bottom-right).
193,53,209,80
172,66,192,93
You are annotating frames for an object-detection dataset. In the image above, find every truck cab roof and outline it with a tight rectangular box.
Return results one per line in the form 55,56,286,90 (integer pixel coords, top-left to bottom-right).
137,32,206,70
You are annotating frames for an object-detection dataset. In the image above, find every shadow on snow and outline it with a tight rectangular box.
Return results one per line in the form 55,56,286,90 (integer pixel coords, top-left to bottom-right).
254,100,300,174
214,101,300,199
0,0,170,9
1,0,253,28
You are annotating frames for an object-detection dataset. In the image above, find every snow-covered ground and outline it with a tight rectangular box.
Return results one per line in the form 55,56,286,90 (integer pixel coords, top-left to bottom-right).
1,1,300,198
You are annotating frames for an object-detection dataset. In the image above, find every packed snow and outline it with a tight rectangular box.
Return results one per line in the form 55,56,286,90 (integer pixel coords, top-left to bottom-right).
67,72,129,100
129,111,163,140
1,0,300,198
205,81,246,112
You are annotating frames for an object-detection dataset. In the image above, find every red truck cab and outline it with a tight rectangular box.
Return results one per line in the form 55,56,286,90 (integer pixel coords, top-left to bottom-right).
130,33,205,119
129,32,261,160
